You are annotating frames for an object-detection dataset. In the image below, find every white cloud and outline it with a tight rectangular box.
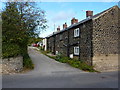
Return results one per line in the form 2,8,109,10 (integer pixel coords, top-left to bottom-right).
52,10,76,22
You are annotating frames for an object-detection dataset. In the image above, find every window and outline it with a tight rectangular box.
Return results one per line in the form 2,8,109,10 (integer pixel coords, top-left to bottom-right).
74,28,80,37
74,46,79,55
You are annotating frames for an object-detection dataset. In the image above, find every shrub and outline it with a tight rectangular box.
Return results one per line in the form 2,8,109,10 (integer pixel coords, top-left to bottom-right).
79,62,95,72
2,43,21,58
23,54,34,69
55,54,69,63
54,55,96,72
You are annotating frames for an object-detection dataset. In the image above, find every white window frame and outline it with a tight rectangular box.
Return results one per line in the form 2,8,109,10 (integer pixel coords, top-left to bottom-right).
74,46,79,55
74,28,80,37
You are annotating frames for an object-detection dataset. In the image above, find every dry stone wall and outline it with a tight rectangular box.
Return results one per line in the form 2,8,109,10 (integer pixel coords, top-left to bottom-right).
1,56,23,74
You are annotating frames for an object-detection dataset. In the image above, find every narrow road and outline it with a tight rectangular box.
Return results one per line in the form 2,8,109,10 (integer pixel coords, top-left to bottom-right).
27,47,83,75
2,47,118,88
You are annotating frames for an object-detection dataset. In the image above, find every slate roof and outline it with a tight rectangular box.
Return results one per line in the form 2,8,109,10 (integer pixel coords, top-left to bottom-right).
46,5,118,38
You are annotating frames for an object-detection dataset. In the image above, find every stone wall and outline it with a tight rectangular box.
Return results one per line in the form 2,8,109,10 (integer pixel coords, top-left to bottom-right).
92,6,119,71
47,36,55,54
1,55,23,74
55,33,61,55
93,54,118,71
61,31,68,56
55,31,68,56
79,20,93,65
68,26,80,59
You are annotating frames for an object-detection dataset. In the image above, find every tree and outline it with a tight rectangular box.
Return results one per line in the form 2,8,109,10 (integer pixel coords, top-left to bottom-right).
16,2,47,54
2,2,47,58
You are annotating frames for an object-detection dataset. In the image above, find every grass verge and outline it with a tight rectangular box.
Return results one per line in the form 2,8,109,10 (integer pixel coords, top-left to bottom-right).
23,54,34,70
40,49,98,72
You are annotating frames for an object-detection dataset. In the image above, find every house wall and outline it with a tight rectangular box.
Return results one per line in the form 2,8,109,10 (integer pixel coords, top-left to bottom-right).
92,6,119,71
47,31,68,56
47,36,55,54
55,34,60,54
46,6,119,72
68,26,80,59
43,38,47,51
79,20,93,65
47,21,93,65
58,31,68,56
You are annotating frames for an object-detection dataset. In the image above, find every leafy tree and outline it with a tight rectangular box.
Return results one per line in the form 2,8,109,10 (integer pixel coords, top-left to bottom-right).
2,2,47,58
28,37,43,45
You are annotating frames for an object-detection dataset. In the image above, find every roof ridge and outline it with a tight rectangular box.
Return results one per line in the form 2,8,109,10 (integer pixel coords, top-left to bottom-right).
92,5,118,20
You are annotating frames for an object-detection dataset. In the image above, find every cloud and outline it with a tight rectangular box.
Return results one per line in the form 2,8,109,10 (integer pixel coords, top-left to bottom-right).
52,10,76,22
3,0,119,2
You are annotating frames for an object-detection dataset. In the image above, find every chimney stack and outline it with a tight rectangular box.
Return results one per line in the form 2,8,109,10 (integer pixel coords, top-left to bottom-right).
63,22,67,29
71,18,78,25
57,26,60,32
86,10,93,18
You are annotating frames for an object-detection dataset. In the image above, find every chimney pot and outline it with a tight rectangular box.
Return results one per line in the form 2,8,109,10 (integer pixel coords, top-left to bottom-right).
57,26,60,31
86,10,93,18
63,22,67,29
71,18,78,25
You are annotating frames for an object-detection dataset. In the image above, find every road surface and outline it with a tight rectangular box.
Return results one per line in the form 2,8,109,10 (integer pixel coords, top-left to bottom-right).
2,47,118,88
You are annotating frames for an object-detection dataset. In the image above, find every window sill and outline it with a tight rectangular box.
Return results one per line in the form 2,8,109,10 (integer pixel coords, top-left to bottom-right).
74,54,79,56
74,36,79,38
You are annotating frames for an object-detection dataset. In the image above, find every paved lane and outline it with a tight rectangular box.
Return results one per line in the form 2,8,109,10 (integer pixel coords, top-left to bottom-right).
2,47,118,88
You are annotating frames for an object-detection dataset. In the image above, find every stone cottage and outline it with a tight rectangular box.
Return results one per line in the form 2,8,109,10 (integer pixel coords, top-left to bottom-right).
46,5,120,72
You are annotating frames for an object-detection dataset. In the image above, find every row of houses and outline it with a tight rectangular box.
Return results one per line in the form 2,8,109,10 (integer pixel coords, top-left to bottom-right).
43,5,120,72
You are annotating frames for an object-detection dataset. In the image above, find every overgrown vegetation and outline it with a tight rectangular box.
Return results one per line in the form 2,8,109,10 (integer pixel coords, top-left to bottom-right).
2,43,21,58
2,2,47,69
23,54,34,69
40,50,98,72
28,37,43,45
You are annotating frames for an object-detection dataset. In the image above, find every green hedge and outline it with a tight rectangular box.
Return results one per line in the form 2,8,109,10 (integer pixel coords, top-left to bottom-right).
2,43,21,58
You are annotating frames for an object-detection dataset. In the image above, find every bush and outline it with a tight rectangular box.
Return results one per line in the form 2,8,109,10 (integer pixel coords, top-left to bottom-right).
23,54,34,69
79,62,95,72
55,55,69,63
53,54,96,72
2,43,21,58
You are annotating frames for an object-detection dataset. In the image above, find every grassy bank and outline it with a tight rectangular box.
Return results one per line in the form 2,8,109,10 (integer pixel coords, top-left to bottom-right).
23,54,34,70
40,49,98,72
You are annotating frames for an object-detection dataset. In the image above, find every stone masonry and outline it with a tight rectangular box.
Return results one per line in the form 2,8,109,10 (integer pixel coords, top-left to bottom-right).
1,56,23,74
46,5,120,72
92,6,119,71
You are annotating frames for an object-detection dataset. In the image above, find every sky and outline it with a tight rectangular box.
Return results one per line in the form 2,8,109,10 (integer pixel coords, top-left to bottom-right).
0,1,119,37
37,2,118,37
